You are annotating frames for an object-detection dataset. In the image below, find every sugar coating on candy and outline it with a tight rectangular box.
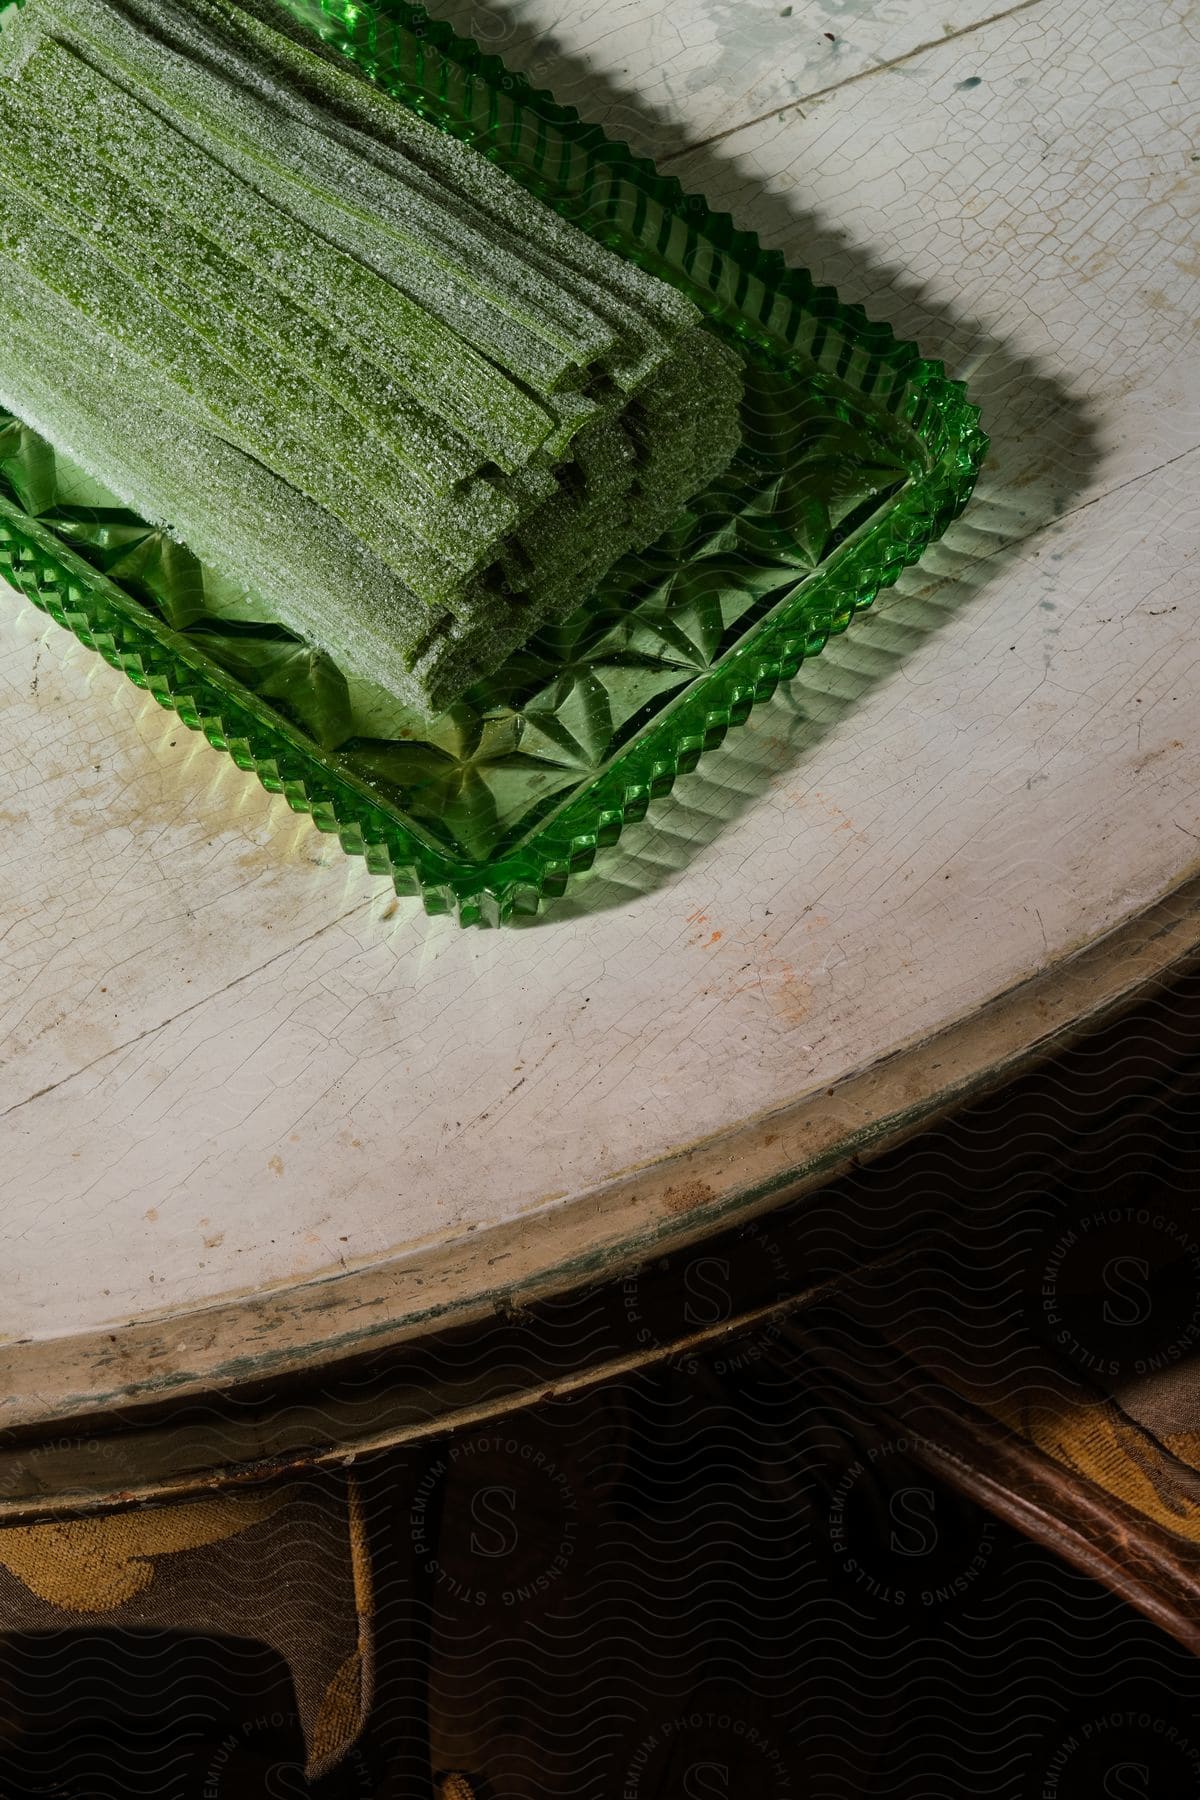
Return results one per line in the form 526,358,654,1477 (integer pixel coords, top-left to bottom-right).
0,90,588,588
134,0,688,391
27,0,618,388
14,38,559,472
170,0,701,338
0,267,456,696
0,178,504,607
0,0,745,717
0,86,500,505
117,0,684,382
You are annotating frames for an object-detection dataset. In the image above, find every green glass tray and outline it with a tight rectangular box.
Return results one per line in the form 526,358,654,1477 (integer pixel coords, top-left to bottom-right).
0,0,986,925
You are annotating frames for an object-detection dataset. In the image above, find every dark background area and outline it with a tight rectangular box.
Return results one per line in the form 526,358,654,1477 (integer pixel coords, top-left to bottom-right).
3,960,1199,1799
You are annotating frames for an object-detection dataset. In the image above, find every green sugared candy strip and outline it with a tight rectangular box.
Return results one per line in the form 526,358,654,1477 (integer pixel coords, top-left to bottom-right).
26,0,625,386
0,0,746,716
132,0,690,391
1,0,572,395
0,183,523,607
0,266,472,703
0,261,742,714
173,0,700,344
511,418,635,577
0,75,506,512
0,265,696,715
4,33,615,507
8,0,708,447
0,67,609,594
122,0,689,377
12,35,560,474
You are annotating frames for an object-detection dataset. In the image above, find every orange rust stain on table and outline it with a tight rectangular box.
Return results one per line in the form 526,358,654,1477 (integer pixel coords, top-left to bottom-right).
662,1178,716,1216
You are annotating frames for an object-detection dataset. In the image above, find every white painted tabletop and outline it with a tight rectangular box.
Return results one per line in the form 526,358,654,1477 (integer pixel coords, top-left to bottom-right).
2,0,1198,1422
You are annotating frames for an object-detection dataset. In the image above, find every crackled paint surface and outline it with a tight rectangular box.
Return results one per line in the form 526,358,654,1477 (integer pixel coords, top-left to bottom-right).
418,0,1014,162
1,0,1198,1374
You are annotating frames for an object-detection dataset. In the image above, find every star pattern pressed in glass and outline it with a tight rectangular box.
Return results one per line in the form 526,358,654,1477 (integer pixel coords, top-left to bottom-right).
0,349,918,870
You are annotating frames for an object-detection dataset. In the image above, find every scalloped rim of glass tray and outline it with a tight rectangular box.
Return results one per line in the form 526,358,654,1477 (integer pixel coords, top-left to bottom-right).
0,0,987,924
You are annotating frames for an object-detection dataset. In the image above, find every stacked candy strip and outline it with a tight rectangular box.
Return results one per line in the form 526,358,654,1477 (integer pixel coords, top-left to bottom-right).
0,0,741,715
